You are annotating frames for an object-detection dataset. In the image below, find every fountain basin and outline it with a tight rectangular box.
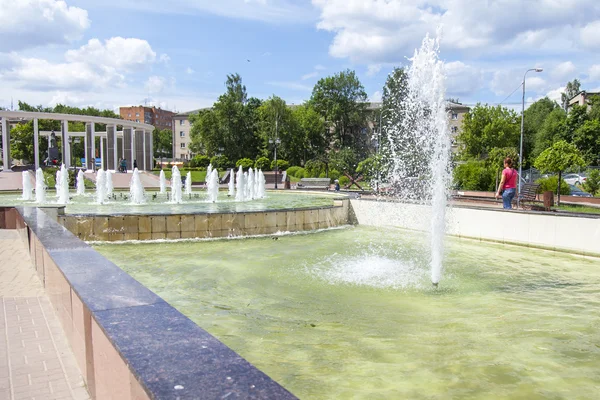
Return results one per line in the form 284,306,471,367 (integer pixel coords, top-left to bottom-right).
94,225,600,399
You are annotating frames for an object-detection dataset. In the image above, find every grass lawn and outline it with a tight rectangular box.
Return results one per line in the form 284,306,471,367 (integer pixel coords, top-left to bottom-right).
555,204,600,215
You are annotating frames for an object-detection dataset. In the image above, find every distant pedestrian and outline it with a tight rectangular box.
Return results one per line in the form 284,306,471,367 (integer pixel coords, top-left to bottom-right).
334,179,340,192
495,157,517,209
133,160,138,170
120,158,128,173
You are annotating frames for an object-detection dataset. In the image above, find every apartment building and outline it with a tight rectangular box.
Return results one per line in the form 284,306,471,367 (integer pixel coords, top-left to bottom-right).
568,91,600,110
119,106,176,131
171,109,204,160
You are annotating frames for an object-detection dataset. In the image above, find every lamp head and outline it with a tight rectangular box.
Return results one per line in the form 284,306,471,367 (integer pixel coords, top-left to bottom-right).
535,68,543,72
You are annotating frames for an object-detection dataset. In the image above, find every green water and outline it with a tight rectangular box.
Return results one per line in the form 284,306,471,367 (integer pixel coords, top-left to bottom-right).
0,191,341,215
94,227,600,399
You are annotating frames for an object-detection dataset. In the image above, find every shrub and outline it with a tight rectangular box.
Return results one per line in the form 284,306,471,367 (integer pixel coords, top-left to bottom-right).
583,169,600,196
190,155,210,168
339,176,350,186
255,157,271,171
294,167,306,178
304,159,326,178
328,169,341,182
286,166,302,178
236,158,254,169
453,161,495,191
210,155,231,169
270,159,289,171
536,176,570,195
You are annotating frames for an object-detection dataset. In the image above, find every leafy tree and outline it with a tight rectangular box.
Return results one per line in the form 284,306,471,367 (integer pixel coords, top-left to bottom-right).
329,147,360,176
189,155,210,168
583,169,600,196
532,108,567,160
453,160,495,191
153,128,172,159
210,155,231,169
535,176,570,195
309,69,368,150
235,158,254,169
270,159,289,172
292,104,326,163
572,120,600,164
534,140,587,204
561,79,580,110
457,104,520,161
254,156,271,171
257,96,304,165
523,97,559,161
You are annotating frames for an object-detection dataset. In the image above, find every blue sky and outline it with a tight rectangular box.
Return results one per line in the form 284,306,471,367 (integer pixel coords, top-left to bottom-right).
1,0,600,113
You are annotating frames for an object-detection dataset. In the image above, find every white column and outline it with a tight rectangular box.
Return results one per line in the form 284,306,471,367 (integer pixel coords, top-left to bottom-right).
142,129,147,171
1,118,10,170
100,136,104,170
63,120,70,168
130,127,135,168
112,124,118,171
91,123,96,169
33,118,40,170
150,130,154,170
84,123,89,170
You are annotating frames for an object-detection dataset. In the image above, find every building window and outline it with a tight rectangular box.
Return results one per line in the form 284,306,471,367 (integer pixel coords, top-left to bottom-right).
180,120,184,125
451,113,458,120
128,113,131,117
180,131,185,137
451,126,458,134
180,143,186,148
136,112,140,117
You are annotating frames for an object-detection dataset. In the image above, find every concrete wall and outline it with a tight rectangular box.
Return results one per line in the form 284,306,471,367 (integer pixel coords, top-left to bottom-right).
58,201,350,241
350,199,600,257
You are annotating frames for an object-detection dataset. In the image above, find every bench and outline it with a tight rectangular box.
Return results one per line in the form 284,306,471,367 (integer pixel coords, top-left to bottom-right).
517,183,541,209
296,178,331,190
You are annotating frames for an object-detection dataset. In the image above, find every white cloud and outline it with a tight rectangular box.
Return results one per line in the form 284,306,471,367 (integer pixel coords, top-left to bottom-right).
266,81,313,91
580,21,600,49
545,87,565,104
370,90,382,102
0,0,90,52
186,67,195,74
367,64,382,76
589,65,600,81
301,71,319,80
145,76,167,94
159,53,171,63
312,0,600,64
445,61,483,97
48,91,86,106
314,64,326,71
65,37,156,71
491,68,546,97
551,61,577,80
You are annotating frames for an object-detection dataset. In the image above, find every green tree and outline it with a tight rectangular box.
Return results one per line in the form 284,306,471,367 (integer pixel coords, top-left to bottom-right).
523,97,559,161
583,169,600,196
532,108,567,160
309,69,368,150
534,140,587,204
572,120,600,165
561,79,580,110
257,96,304,165
153,128,172,159
457,104,520,161
292,104,326,163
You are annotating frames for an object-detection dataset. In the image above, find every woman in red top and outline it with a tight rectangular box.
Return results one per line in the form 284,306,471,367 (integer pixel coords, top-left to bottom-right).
495,157,517,209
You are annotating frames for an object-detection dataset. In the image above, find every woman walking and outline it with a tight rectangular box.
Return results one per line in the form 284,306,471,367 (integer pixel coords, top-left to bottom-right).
495,157,518,209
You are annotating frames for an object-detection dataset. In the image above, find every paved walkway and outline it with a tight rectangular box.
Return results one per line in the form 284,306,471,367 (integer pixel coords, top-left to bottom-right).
0,230,90,400
0,171,35,192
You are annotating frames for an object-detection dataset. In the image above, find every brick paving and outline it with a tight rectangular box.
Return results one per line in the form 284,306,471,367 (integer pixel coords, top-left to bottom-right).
0,230,90,400
0,171,35,192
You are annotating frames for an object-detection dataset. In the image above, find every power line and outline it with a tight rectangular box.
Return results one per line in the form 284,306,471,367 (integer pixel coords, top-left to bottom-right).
498,82,523,106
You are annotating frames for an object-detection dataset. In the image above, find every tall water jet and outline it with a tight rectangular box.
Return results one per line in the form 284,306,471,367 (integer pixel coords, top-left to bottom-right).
228,168,235,197
21,171,33,201
55,169,62,198
56,164,70,204
35,168,46,204
105,170,114,198
170,166,183,204
235,166,246,202
76,170,86,195
129,168,146,204
207,169,219,203
96,169,107,204
185,171,193,195
256,169,266,199
159,170,167,194
382,32,451,285
247,168,255,200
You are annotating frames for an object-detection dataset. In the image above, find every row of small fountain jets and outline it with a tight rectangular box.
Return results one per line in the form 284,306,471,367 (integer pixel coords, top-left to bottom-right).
21,164,267,205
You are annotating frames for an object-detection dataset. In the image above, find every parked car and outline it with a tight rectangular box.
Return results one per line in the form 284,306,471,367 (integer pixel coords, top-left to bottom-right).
569,184,593,197
563,173,587,185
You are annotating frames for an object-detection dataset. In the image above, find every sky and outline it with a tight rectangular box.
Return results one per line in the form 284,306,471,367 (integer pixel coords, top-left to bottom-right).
1,0,599,114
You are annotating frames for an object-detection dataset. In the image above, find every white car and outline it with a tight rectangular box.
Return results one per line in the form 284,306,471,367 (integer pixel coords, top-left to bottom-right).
563,173,587,185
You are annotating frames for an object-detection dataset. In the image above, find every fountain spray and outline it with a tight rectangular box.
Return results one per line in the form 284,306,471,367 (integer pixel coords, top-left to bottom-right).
21,171,33,201
130,168,146,204
170,166,183,204
76,170,86,195
35,168,46,204
228,168,235,197
57,164,70,204
159,170,167,194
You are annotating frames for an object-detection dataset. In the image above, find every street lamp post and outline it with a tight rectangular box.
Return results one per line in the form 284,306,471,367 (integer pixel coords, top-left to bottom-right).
269,137,281,189
518,67,543,207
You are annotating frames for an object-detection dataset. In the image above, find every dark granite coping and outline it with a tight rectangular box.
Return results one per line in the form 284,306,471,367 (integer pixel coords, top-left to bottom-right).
64,202,347,218
353,197,600,220
15,206,297,400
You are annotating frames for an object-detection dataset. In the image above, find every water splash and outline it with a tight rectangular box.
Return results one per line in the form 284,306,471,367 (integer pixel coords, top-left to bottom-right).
207,169,219,203
96,169,107,204
382,32,451,285
228,168,235,197
76,170,85,195
35,168,46,204
235,166,246,202
159,170,167,194
184,171,193,195
105,170,114,198
247,168,255,200
21,171,33,201
256,169,266,199
56,164,70,204
170,166,183,204
130,168,146,204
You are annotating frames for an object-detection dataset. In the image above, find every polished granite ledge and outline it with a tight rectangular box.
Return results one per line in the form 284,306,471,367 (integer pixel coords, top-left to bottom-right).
11,206,297,400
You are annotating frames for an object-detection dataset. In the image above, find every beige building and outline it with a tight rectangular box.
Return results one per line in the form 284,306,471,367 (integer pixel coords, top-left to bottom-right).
171,109,204,160
568,91,599,110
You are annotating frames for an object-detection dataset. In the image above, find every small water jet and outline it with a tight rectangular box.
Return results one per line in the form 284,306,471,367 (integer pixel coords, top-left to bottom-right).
235,166,246,202
56,164,70,204
170,166,183,204
247,168,255,200
96,170,107,204
184,171,193,195
21,171,33,201
105,170,114,198
35,168,46,204
76,170,85,195
256,169,266,199
206,168,219,203
228,168,235,197
129,168,146,204
159,170,167,194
